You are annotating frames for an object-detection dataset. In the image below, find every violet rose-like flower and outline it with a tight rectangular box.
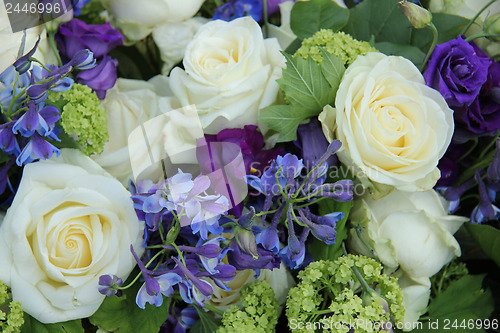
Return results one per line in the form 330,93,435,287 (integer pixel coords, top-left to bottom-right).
454,56,500,136
76,55,118,99
424,36,491,107
56,19,124,59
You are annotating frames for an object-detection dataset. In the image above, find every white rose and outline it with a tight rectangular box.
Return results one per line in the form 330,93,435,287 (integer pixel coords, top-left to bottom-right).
104,0,205,42
169,16,285,134
152,17,209,74
319,52,454,193
0,149,144,323
92,77,181,184
0,9,51,73
207,262,295,312
348,189,467,324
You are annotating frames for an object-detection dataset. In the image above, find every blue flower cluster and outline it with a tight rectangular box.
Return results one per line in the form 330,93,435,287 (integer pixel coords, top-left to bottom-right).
0,37,95,166
99,170,236,312
245,140,353,269
213,0,263,22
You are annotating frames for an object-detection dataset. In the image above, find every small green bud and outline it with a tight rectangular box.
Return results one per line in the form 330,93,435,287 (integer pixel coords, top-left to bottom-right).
236,229,259,259
398,0,433,29
485,13,500,41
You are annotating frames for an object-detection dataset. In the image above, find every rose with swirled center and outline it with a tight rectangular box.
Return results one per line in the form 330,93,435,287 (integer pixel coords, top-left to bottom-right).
0,149,143,323
319,52,454,193
169,16,285,134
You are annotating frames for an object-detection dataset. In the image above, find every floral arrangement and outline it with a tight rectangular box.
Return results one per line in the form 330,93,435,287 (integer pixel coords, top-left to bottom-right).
0,0,499,332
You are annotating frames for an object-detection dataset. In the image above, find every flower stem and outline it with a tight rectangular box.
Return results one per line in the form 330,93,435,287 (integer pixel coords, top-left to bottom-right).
204,303,225,316
461,0,497,35
421,23,438,71
47,30,63,67
465,32,500,42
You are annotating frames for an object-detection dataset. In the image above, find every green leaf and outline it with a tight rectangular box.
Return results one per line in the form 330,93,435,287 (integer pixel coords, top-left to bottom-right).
319,48,345,98
290,0,349,40
89,276,171,333
260,105,314,142
190,306,219,333
308,166,355,261
22,317,83,333
410,13,469,53
278,52,335,112
375,42,426,68
343,0,412,44
414,275,494,333
465,223,500,268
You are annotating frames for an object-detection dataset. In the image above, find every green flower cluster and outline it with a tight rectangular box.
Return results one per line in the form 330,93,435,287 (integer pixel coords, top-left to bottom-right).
48,83,109,156
286,255,405,333
218,280,279,333
0,281,24,333
295,30,378,66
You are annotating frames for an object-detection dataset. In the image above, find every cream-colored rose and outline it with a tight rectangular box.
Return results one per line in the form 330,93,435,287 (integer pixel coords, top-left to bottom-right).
153,17,209,74
0,149,144,323
169,16,285,134
0,8,51,73
103,0,205,42
348,189,467,324
319,52,454,193
92,77,181,184
207,262,295,312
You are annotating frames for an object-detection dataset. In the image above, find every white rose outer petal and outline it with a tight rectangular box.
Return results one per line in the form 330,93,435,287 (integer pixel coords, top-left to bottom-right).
0,149,143,323
321,52,454,192
169,16,285,134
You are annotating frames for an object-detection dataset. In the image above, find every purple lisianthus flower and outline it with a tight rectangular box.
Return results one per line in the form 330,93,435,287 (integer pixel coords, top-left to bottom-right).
56,19,124,59
204,125,284,175
424,36,491,108
76,55,118,99
454,57,500,136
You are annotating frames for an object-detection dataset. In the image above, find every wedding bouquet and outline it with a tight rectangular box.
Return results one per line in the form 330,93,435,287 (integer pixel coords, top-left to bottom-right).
0,0,499,332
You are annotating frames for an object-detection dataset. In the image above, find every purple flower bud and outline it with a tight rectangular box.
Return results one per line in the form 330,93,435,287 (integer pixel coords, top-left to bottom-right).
237,206,256,228
70,49,97,70
13,36,40,74
98,274,123,297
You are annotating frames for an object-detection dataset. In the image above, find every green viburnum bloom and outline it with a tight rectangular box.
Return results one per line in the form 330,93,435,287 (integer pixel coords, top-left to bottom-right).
218,280,280,333
0,281,24,333
295,30,377,66
286,255,405,333
48,83,109,156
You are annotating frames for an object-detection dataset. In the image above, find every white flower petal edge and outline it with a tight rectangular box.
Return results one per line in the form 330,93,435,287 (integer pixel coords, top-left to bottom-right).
0,149,144,323
320,52,454,193
348,189,467,328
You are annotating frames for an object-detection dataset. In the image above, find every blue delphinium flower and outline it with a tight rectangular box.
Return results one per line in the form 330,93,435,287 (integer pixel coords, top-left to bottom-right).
245,140,353,269
214,0,263,22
